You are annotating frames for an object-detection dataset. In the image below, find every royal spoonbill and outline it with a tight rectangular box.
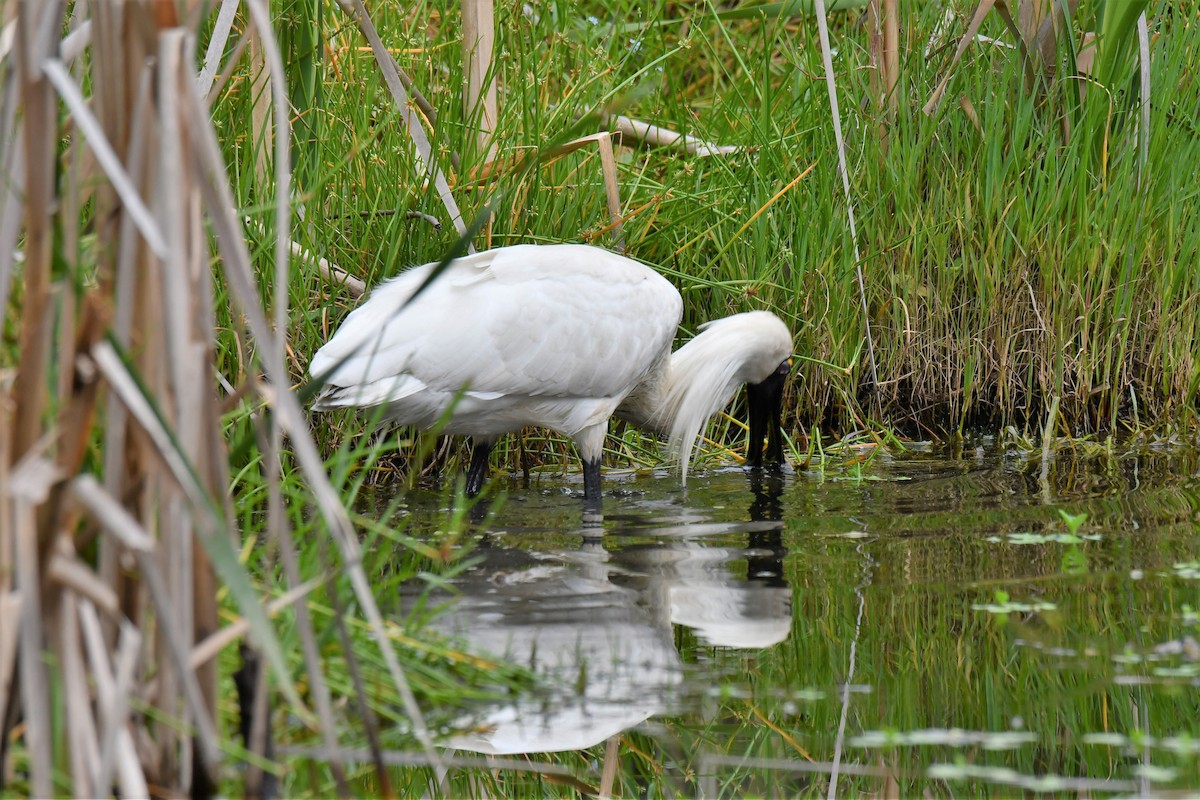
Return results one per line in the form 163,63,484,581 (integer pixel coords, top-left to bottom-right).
309,243,793,501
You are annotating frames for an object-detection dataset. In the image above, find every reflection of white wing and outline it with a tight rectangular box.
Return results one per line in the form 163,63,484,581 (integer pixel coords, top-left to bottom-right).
311,245,682,416
426,523,791,756
670,584,792,649
621,543,794,649
441,566,681,755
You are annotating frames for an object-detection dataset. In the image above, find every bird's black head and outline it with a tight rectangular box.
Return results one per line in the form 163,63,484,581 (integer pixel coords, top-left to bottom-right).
745,358,791,468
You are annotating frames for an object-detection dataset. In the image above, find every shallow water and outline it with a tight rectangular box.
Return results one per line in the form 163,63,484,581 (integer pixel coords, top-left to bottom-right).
395,442,1200,796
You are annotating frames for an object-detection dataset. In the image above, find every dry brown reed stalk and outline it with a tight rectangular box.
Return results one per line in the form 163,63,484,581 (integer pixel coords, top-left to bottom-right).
461,0,498,164
247,21,274,189
0,1,448,795
541,132,625,251
866,0,899,147
336,0,473,252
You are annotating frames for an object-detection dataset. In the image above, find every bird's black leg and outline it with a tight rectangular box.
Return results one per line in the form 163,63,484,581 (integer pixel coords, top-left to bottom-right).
465,439,494,497
234,643,277,800
582,458,603,508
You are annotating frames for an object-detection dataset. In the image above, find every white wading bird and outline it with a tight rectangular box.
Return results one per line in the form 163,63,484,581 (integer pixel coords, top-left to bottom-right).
309,244,793,502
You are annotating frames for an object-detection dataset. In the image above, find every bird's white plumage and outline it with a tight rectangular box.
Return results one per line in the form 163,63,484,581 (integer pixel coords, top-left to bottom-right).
311,244,682,456
310,243,793,482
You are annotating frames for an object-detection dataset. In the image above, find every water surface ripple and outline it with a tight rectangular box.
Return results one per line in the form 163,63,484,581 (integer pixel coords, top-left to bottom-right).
393,444,1200,796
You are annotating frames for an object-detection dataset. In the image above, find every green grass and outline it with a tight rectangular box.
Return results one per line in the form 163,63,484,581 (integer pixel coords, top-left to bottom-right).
212,1,1200,484
210,4,1200,781
5,1,1199,796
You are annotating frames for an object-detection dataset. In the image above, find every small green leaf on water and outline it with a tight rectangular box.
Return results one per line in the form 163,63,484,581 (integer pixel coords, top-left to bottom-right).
1057,509,1088,535
1082,732,1128,746
972,591,1056,616
1164,733,1200,754
1172,561,1200,580
1133,764,1178,782
1152,664,1200,678
990,531,1101,545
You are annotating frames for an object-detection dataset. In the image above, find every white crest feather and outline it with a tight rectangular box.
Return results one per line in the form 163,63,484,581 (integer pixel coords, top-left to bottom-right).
655,312,793,480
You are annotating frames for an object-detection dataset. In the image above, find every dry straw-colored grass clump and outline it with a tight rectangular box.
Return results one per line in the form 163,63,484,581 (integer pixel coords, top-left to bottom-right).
0,0,447,795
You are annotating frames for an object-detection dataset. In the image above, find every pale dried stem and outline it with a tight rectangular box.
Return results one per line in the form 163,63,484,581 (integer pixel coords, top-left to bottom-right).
247,21,273,189
606,113,742,157
43,58,168,258
196,0,240,97
599,734,620,798
0,63,23,318
0,594,19,722
156,42,201,775
68,384,223,777
204,21,252,107
47,553,121,617
813,0,878,396
298,237,367,297
184,56,448,777
867,0,899,135
1136,12,1150,188
134,545,221,773
59,593,101,797
923,0,997,117
90,343,220,518
461,0,498,162
336,0,472,249
245,217,367,298
244,644,274,798
595,132,624,251
78,602,147,799
474,132,624,249
61,16,91,62
0,385,9,574
14,496,51,797
238,1,352,785
99,61,153,616
71,475,155,552
190,577,325,669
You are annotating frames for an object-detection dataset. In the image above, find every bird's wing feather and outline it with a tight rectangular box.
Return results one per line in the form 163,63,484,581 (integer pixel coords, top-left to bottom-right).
311,244,682,405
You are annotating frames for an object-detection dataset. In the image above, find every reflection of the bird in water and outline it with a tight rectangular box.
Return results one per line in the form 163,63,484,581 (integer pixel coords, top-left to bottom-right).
609,470,791,649
440,472,791,755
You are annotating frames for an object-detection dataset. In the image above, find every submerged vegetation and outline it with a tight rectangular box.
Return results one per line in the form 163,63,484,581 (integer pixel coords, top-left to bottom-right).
1,0,1198,797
